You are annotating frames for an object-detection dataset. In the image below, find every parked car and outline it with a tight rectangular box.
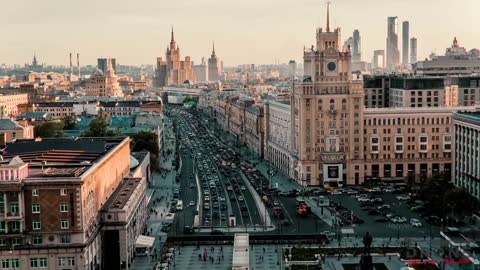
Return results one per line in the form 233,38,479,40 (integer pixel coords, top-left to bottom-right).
410,218,422,227
375,217,390,223
368,210,381,215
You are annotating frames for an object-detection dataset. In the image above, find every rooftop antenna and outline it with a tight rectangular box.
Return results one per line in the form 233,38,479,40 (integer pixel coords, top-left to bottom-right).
326,0,331,32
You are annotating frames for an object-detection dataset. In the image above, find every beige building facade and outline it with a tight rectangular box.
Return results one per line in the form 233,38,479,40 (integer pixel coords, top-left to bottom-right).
85,58,123,97
155,29,194,87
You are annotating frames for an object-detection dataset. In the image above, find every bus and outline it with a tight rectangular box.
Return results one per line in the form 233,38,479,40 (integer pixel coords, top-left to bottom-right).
176,200,183,211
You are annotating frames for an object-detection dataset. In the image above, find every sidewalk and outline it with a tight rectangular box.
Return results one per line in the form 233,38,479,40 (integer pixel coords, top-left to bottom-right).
255,160,301,192
131,116,178,270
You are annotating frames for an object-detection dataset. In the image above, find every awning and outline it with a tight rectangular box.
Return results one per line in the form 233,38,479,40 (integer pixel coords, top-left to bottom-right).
135,235,155,248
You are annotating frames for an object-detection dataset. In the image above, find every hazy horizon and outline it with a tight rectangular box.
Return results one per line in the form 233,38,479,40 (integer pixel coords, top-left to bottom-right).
1,0,478,67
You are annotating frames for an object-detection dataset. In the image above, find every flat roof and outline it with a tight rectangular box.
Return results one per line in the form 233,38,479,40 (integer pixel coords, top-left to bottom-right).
102,177,143,211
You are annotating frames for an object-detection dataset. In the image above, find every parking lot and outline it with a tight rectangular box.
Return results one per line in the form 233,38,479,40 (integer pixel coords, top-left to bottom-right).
325,191,440,238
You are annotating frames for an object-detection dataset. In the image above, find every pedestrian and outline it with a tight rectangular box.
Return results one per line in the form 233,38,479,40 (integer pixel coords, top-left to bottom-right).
263,247,265,253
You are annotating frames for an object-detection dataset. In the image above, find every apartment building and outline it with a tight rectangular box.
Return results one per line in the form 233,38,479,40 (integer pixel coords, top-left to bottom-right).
0,93,29,117
0,137,149,270
389,77,445,108
244,105,264,159
453,111,480,199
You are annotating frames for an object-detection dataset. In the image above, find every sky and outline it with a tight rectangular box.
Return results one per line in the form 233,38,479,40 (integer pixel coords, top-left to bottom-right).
1,0,478,67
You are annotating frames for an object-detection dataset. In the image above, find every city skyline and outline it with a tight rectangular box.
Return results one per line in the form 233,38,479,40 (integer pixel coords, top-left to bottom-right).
0,0,478,66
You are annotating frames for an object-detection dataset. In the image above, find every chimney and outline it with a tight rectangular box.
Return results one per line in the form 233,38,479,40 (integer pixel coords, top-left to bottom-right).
69,53,73,75
77,53,80,78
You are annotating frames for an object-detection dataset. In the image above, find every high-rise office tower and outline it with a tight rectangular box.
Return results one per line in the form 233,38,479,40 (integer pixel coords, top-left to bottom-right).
410,37,417,64
386,17,400,71
344,37,353,51
373,50,385,70
98,58,116,74
288,60,297,78
402,21,409,65
352,30,361,62
208,42,221,81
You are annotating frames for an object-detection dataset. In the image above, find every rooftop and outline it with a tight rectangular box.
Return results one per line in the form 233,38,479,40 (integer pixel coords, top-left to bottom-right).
102,177,143,211
453,111,480,125
1,137,127,178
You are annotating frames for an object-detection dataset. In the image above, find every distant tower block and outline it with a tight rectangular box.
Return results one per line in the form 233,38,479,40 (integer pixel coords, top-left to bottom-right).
69,53,73,75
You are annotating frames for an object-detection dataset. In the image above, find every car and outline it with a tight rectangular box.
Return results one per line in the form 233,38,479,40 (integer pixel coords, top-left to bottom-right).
273,201,280,207
396,195,410,201
241,186,247,191
189,201,196,206
368,210,381,215
410,218,422,227
220,197,226,202
391,216,407,223
375,217,390,223
221,203,227,210
357,197,370,202
371,198,383,204
238,196,244,201
220,214,226,221
331,191,343,195
377,204,391,210
189,183,196,188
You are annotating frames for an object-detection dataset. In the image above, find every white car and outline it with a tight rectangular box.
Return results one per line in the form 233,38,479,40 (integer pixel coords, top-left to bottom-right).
189,201,196,206
357,197,370,202
396,195,409,201
392,216,407,223
410,218,422,227
331,191,343,195
238,196,244,201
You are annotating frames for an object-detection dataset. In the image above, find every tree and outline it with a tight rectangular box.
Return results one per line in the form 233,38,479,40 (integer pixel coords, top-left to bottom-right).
418,173,479,218
131,131,160,172
63,115,77,130
81,113,121,137
34,121,64,138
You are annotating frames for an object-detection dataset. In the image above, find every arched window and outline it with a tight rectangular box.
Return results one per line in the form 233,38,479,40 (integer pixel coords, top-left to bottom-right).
330,99,335,110
318,99,323,111
342,99,347,110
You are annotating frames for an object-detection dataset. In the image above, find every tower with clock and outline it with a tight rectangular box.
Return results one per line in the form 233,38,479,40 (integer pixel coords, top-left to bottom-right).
292,2,365,187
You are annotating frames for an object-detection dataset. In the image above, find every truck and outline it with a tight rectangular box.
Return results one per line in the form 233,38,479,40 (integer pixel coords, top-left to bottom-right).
176,200,183,211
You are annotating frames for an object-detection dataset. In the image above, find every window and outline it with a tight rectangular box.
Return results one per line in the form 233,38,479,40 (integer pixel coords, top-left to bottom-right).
32,189,39,196
39,258,47,268
32,204,40,214
60,189,67,196
61,220,69,230
2,259,9,269
61,234,71,244
11,259,19,268
30,258,38,268
58,257,75,267
0,239,5,246
32,221,41,230
395,137,403,143
60,203,68,213
33,235,42,245
12,238,20,246
10,203,18,214
11,221,20,232
420,136,428,143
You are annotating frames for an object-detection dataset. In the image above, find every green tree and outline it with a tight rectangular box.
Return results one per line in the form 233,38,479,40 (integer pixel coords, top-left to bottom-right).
81,113,121,137
34,121,64,138
63,115,77,130
131,131,160,171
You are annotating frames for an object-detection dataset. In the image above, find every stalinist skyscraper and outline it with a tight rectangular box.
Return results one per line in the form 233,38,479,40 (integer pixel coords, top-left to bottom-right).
155,28,194,87
292,3,364,186
208,42,221,81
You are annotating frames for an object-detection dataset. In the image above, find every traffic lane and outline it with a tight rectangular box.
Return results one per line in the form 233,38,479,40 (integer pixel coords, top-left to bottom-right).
179,154,197,228
236,170,263,226
278,197,329,234
327,194,432,238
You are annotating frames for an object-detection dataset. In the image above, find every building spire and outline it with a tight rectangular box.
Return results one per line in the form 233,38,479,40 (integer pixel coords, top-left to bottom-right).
326,1,331,32
171,26,174,42
212,41,216,55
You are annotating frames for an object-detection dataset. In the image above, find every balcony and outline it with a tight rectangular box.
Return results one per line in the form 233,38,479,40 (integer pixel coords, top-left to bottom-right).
3,212,23,221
